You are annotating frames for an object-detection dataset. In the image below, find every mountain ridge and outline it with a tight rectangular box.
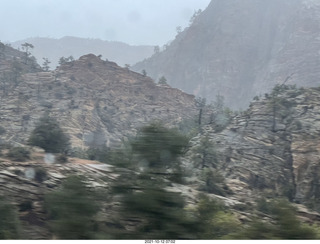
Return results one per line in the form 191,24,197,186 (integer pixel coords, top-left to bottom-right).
133,0,320,109
11,36,154,69
0,48,198,148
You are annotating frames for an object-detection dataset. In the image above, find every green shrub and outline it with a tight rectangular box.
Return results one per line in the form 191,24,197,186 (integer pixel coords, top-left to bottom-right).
131,122,189,172
18,200,32,212
0,197,21,239
44,175,100,239
56,154,68,164
34,167,47,183
199,168,229,196
236,199,320,239
6,147,30,161
194,194,241,239
28,115,70,153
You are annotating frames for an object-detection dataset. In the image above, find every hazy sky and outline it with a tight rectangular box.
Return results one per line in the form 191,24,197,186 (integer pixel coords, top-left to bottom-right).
0,0,210,46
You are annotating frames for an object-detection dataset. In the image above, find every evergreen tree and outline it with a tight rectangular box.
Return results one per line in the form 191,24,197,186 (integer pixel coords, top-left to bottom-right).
29,115,70,153
158,76,167,85
111,123,198,239
44,176,100,239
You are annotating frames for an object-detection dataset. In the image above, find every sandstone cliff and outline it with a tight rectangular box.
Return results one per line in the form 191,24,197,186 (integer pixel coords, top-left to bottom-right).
0,53,198,148
133,0,320,109
185,86,320,208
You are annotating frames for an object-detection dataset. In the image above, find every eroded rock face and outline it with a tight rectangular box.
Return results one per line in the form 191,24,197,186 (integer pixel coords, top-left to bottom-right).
133,0,320,109
0,152,112,239
0,54,198,148
186,87,320,205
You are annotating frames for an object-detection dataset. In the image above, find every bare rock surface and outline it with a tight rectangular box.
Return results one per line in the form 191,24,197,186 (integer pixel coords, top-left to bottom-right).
0,53,198,148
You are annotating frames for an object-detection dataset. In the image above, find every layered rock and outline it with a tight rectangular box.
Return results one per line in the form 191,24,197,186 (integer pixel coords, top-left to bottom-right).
0,53,198,148
0,149,114,239
185,86,320,205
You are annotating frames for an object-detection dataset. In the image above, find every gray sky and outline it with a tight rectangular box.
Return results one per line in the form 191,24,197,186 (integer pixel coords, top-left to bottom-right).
0,0,210,46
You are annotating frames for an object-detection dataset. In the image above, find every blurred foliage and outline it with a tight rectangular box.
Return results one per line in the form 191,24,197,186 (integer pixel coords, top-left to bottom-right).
131,123,189,170
198,168,230,196
56,153,68,164
177,117,200,139
40,122,320,240
118,186,199,239
193,194,241,239
0,196,21,239
111,123,199,239
29,115,70,153
6,146,30,162
235,198,320,239
34,166,47,183
44,175,100,239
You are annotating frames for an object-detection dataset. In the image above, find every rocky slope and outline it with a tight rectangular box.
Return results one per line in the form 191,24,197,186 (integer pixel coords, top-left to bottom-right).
185,86,320,208
11,37,154,69
0,42,41,74
0,53,198,148
0,148,115,239
133,0,320,109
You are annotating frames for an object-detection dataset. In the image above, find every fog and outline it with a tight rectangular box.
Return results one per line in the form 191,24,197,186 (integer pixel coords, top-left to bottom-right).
0,0,210,45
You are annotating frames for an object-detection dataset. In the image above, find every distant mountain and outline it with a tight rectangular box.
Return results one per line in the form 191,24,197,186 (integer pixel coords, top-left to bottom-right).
11,36,154,69
133,0,320,109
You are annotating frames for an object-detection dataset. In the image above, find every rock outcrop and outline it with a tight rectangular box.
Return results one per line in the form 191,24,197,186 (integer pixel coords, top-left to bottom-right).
133,0,320,109
185,86,320,206
0,53,198,148
0,148,115,239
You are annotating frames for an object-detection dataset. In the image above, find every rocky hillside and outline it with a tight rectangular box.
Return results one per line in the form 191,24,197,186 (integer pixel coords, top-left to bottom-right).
0,53,198,148
11,37,154,69
133,0,320,109
0,42,41,74
185,85,320,208
0,148,112,239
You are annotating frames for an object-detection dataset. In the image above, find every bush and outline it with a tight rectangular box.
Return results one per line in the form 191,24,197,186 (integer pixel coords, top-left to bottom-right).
199,168,227,196
195,194,241,239
34,167,47,183
28,115,70,153
56,154,68,164
118,185,199,239
18,200,33,212
236,199,320,239
0,197,21,239
44,175,100,239
131,122,189,172
6,147,30,162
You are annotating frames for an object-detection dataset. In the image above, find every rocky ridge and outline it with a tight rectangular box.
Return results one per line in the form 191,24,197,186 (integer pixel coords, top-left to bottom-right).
11,36,154,68
133,0,320,109
0,42,41,74
0,53,198,148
